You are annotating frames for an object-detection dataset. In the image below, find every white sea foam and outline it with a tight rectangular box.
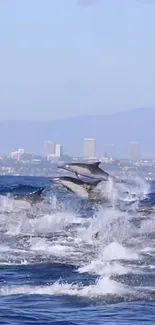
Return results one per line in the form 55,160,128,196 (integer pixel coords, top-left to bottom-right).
0,175,153,300
0,276,128,297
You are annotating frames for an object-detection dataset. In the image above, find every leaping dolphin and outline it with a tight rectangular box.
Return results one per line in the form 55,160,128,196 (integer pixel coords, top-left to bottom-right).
58,161,113,181
51,176,101,199
13,187,46,204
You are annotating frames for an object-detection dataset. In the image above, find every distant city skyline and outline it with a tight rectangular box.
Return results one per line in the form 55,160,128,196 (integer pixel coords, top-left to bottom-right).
10,138,143,161
2,150,155,179
0,107,154,158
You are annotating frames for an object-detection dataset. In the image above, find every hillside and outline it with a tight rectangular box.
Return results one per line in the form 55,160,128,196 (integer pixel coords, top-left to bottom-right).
0,107,154,157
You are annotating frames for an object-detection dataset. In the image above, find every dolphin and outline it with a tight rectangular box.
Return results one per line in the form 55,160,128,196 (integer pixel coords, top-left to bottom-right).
51,176,101,199
13,187,46,204
58,161,112,181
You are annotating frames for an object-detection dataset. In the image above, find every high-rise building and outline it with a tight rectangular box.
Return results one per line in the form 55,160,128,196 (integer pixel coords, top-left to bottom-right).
83,138,95,158
44,141,55,157
10,151,18,160
129,141,141,161
11,148,25,160
17,148,25,160
55,144,63,157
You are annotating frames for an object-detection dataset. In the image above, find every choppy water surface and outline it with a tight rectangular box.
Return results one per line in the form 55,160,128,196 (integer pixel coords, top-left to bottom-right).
0,175,155,325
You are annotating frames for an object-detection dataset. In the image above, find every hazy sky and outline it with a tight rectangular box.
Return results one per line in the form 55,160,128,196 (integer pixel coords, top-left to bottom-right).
0,0,155,120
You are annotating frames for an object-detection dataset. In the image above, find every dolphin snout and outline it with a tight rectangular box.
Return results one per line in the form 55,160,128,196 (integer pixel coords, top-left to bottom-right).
52,178,61,184
58,164,70,169
57,165,63,169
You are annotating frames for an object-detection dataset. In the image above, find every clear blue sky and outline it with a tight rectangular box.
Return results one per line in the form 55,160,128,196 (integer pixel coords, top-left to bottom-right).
0,0,155,120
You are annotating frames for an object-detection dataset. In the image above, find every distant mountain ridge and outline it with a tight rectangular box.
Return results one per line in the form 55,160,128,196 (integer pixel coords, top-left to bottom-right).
0,107,154,157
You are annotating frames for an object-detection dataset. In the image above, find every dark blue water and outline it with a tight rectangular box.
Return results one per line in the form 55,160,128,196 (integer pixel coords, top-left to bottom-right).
0,175,155,324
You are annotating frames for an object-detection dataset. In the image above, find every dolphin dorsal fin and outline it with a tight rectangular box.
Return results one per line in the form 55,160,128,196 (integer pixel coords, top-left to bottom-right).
92,161,101,167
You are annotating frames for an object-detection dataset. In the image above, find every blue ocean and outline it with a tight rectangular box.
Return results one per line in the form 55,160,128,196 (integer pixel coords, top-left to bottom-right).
0,175,155,325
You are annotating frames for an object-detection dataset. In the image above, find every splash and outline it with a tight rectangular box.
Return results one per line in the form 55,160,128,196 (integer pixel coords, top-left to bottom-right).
0,174,154,303
0,276,128,297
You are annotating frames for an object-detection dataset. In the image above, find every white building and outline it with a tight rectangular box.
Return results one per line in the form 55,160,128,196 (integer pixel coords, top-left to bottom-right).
55,144,63,157
44,140,55,157
11,151,18,160
83,138,95,158
17,148,25,160
11,149,25,160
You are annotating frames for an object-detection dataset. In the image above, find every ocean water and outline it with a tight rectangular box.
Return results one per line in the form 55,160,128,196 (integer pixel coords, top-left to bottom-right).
0,175,155,324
